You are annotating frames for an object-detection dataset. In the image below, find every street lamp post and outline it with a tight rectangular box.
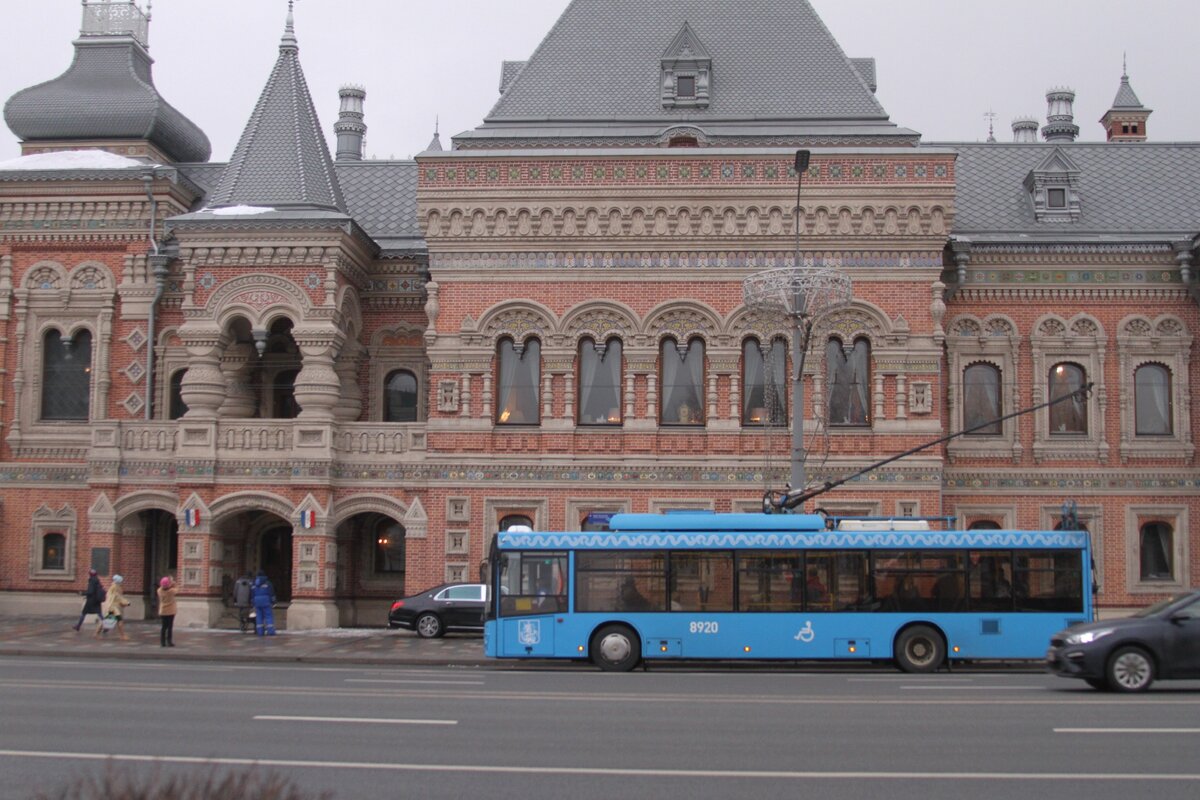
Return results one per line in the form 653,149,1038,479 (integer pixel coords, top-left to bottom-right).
742,150,852,510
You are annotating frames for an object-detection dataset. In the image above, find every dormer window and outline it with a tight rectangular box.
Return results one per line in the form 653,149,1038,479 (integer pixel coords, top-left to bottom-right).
1023,147,1082,223
661,21,711,109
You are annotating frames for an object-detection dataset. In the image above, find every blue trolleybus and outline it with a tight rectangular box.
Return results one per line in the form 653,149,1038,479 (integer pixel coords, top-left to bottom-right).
483,512,1093,672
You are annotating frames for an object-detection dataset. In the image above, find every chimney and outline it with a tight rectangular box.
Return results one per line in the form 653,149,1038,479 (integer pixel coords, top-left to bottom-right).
1042,88,1079,143
335,85,366,161
1012,116,1039,143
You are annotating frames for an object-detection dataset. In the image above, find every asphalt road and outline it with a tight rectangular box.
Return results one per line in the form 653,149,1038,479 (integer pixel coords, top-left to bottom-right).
1,657,1198,800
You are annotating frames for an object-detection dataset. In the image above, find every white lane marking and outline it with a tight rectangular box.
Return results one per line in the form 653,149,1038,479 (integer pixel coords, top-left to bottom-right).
254,715,457,726
345,679,485,685
848,677,975,683
0,750,1196,782
1055,728,1200,734
900,686,1034,691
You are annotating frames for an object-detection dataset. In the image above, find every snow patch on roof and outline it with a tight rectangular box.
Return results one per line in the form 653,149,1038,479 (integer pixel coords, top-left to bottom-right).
0,150,148,171
204,205,277,216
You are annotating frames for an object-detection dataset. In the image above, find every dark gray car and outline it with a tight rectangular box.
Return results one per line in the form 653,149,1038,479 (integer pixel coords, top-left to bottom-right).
1046,590,1200,691
388,583,487,638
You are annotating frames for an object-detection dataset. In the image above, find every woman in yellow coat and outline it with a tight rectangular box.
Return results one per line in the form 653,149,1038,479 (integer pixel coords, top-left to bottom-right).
100,574,131,640
157,576,178,647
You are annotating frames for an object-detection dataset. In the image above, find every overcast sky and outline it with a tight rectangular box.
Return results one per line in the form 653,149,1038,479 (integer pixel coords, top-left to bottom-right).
1,0,1197,162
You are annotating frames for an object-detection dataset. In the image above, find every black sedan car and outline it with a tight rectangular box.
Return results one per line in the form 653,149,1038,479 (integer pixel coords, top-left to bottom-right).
1046,590,1200,691
387,583,487,638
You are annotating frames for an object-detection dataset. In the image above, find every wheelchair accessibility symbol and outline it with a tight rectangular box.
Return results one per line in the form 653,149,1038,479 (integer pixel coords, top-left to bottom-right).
793,621,814,643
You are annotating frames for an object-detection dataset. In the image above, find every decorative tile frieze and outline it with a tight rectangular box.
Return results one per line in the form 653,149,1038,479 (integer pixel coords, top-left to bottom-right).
430,251,943,271
968,269,1178,285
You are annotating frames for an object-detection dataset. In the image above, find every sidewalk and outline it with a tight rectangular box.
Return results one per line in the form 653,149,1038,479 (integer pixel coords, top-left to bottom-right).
0,615,490,667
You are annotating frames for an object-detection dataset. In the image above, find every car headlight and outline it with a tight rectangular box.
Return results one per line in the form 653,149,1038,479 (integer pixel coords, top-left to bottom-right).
1064,628,1114,645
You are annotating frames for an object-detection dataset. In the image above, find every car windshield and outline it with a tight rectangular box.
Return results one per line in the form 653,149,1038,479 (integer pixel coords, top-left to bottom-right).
1132,594,1191,618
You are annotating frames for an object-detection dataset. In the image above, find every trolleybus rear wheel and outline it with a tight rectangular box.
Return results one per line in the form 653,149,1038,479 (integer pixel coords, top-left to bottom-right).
894,625,945,673
590,624,641,672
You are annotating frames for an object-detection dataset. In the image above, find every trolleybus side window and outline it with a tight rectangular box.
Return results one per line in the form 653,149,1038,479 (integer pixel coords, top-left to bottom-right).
968,550,1014,612
498,551,567,616
1013,550,1082,612
669,551,734,612
576,551,667,612
875,551,966,612
737,551,802,612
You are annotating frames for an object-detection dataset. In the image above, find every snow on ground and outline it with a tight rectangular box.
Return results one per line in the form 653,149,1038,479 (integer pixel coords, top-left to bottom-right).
0,150,148,170
203,205,276,216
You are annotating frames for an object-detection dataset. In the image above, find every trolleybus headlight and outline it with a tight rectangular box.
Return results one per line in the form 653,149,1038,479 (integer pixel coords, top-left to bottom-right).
1064,628,1114,645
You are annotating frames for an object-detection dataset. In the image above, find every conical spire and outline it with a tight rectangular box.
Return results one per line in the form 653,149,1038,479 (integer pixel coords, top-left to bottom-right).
425,117,443,152
1100,57,1151,143
208,2,346,211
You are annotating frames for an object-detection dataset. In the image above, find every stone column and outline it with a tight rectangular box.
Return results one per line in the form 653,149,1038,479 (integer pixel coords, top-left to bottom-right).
179,332,226,419
292,330,343,421
218,342,258,418
333,341,364,422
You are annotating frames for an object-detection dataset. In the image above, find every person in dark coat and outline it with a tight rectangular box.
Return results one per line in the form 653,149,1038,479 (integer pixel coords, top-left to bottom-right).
73,569,105,632
251,571,277,636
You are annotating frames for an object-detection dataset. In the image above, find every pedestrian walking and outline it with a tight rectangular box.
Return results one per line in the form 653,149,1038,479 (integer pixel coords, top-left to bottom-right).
73,569,105,632
99,574,131,640
251,570,277,636
232,572,253,633
157,576,178,647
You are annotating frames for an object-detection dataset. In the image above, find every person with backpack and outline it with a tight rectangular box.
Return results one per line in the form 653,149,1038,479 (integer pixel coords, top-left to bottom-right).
251,571,277,636
232,573,254,633
73,569,105,632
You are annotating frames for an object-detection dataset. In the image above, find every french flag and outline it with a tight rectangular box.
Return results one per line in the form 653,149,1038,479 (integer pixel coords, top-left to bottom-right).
300,509,316,529
184,508,200,527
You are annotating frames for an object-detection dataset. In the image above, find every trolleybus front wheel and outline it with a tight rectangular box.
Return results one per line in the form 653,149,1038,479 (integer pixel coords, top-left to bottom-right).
894,624,945,673
590,624,641,672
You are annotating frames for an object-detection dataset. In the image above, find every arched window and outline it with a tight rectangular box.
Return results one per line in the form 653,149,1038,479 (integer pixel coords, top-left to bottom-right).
578,337,622,425
742,337,787,426
273,369,300,419
963,363,1001,435
41,329,92,420
1139,522,1173,581
169,369,189,420
1134,363,1172,435
827,337,870,426
41,532,66,570
499,514,533,532
373,521,405,574
384,370,419,422
968,520,1002,530
1048,362,1087,434
496,337,541,425
660,337,705,425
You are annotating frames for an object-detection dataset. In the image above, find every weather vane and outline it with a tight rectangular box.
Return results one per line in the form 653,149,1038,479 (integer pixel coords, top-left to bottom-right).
984,110,997,143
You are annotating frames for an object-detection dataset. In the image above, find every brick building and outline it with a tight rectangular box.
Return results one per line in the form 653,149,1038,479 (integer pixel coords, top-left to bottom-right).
0,0,1195,628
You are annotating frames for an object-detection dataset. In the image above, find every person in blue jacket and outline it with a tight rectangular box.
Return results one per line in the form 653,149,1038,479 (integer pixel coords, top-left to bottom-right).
251,570,277,636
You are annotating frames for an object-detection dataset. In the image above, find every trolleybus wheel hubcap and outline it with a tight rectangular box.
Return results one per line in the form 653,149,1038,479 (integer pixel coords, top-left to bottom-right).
599,633,631,664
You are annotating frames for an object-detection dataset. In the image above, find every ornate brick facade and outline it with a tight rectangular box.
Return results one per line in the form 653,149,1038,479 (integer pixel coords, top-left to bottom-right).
0,1,1195,627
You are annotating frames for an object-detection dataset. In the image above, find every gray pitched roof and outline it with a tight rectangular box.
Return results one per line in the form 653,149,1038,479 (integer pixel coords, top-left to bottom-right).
3,39,211,163
1110,74,1147,110
207,10,346,212
335,161,422,250
466,0,900,142
943,142,1200,239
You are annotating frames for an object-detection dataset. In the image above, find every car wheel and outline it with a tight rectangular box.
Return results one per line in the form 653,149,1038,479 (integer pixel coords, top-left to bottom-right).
415,612,443,639
1106,646,1154,692
894,625,945,673
590,624,641,672
1084,677,1108,691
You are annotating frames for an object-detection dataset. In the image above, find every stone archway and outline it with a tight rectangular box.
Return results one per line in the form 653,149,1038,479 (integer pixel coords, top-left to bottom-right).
331,495,416,627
